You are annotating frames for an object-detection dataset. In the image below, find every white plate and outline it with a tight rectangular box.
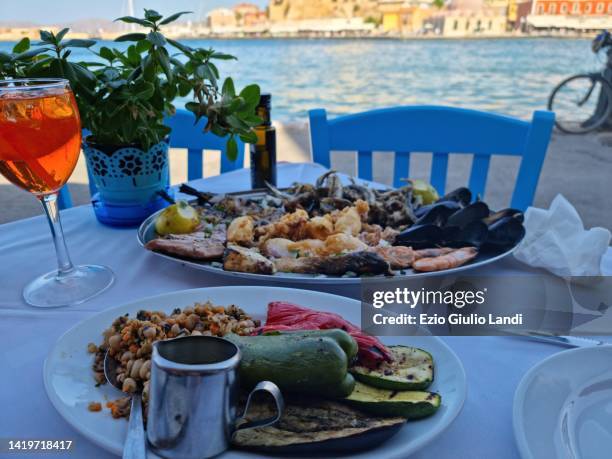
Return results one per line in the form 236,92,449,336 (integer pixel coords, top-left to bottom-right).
137,209,519,285
44,286,466,458
513,345,612,459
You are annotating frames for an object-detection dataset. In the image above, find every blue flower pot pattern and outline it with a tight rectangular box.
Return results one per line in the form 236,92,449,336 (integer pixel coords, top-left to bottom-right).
82,139,169,205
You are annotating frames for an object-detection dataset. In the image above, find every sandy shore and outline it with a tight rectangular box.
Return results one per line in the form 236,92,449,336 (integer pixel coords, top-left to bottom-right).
1,123,610,229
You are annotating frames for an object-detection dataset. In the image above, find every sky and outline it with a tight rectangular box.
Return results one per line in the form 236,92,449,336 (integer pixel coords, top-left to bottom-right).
0,0,268,25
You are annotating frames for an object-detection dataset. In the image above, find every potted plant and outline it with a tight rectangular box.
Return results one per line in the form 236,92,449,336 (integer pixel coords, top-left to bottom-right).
1,9,261,226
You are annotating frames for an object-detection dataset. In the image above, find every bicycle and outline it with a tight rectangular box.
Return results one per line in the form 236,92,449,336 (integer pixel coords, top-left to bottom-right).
548,30,612,134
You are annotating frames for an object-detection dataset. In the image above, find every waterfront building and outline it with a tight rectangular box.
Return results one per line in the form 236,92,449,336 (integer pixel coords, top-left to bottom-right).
425,10,508,35
507,0,533,30
527,0,612,30
268,0,380,22
207,8,238,30
233,3,268,26
378,0,439,34
424,0,510,36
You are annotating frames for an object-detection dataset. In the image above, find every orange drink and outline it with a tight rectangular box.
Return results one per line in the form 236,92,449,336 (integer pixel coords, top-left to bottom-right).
0,87,81,195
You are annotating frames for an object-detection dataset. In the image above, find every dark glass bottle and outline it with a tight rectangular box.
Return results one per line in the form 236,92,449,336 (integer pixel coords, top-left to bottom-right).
250,93,277,188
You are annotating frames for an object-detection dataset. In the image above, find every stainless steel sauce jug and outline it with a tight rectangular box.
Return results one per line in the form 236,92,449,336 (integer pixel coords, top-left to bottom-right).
147,335,283,459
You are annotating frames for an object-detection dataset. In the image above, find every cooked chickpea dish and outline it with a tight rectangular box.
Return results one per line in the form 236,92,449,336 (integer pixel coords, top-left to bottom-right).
88,302,258,419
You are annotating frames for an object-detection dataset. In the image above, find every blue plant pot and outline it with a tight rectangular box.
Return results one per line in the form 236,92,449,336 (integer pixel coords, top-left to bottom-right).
82,138,170,227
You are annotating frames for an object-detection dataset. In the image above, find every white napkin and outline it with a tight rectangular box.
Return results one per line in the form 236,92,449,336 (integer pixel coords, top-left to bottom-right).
514,194,611,277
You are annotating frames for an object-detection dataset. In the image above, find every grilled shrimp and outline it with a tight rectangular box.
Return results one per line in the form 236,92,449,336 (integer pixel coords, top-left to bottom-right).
412,247,478,272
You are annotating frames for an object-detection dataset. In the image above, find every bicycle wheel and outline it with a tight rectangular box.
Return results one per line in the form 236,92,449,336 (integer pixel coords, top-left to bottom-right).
548,74,612,134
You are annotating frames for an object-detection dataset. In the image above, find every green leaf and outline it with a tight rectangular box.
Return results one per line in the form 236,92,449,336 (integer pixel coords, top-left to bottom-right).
144,9,163,22
238,84,260,113
135,40,151,53
208,62,220,79
127,66,142,82
25,56,53,74
185,101,199,113
115,16,152,27
239,130,258,144
241,113,263,127
226,136,238,162
127,45,141,66
99,46,115,62
211,52,237,60
63,39,96,48
13,48,48,60
141,54,155,80
134,81,155,100
177,80,191,97
12,38,30,54
167,38,193,54
226,114,249,131
147,31,167,47
115,33,147,42
159,11,192,25
222,77,235,97
55,28,69,42
39,30,55,43
0,51,11,63
71,63,96,86
156,49,173,83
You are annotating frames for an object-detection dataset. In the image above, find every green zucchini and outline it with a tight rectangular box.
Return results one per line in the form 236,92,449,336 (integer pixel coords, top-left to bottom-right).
345,381,440,419
225,331,356,398
263,329,358,361
350,345,433,390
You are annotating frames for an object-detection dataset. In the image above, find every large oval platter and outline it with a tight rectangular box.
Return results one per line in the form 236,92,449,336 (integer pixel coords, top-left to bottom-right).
137,202,520,285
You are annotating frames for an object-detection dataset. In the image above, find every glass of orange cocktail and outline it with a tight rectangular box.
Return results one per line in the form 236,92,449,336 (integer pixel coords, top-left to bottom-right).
0,79,114,307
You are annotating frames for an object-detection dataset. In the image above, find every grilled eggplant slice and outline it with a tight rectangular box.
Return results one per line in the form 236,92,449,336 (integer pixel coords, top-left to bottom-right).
345,382,441,419
351,345,434,390
232,399,405,454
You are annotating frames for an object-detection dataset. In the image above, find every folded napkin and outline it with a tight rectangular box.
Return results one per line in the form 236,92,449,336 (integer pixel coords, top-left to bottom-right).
514,194,611,277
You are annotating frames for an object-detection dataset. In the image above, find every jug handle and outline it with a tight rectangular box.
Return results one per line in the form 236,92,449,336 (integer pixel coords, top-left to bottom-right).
234,381,284,432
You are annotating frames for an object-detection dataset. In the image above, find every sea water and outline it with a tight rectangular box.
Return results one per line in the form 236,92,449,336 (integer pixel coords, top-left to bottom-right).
0,37,599,121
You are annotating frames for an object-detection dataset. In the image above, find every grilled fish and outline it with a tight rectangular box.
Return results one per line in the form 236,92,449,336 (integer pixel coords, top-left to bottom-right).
145,225,226,260
274,251,392,276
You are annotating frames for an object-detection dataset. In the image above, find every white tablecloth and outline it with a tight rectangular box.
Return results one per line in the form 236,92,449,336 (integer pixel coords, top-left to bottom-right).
1,162,611,459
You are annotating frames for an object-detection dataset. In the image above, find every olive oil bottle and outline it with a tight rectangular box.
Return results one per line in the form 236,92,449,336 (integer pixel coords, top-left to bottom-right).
250,93,277,188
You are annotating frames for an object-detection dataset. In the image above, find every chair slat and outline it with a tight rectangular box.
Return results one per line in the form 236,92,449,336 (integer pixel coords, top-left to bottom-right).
58,185,73,209
357,151,373,181
393,151,410,188
309,108,332,168
510,111,555,209
430,152,449,196
468,154,491,201
187,149,204,181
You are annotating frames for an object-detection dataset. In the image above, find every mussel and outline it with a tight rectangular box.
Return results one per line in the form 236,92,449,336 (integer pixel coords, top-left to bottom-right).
394,224,445,249
484,216,526,249
440,221,489,248
437,187,472,207
446,201,490,229
414,201,462,226
483,208,524,226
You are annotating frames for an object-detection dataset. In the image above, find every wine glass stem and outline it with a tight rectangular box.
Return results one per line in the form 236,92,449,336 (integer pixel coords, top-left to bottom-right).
39,193,75,277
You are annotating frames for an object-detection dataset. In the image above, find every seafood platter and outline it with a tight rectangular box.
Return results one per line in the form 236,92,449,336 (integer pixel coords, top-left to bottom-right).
138,171,526,282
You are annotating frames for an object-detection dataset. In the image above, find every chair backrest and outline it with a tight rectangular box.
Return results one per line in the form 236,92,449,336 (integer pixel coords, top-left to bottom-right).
309,106,555,210
164,109,245,181
57,109,245,209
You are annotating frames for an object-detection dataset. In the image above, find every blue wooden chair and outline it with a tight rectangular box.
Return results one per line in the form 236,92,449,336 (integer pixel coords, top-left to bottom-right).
57,109,245,209
309,106,555,210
